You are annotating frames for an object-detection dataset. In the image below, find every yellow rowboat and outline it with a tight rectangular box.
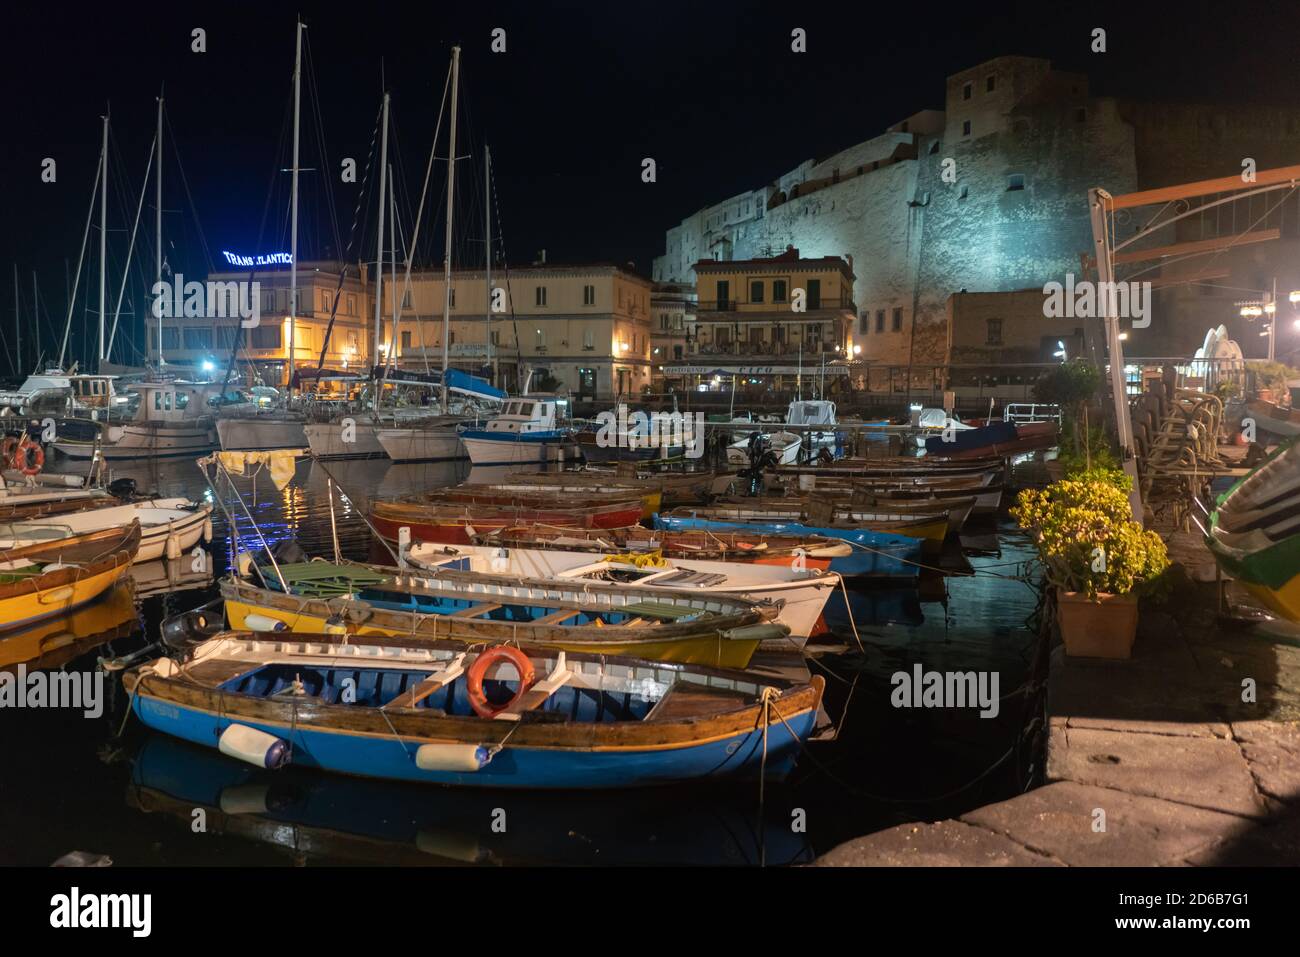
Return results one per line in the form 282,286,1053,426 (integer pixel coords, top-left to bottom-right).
0,522,141,633
0,583,138,670
220,559,787,669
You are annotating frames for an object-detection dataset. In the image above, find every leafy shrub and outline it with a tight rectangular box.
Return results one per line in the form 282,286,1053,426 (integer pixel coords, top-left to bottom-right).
1012,479,1168,599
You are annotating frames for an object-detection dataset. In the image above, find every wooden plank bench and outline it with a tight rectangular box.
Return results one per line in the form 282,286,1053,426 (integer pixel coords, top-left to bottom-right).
381,654,467,710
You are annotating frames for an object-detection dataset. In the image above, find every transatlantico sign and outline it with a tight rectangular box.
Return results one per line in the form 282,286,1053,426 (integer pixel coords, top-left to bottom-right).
665,364,849,376
221,251,294,267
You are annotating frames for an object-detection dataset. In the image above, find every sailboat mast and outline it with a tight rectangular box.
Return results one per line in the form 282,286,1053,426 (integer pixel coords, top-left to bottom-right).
98,110,108,365
288,19,303,393
155,91,164,369
485,144,492,385
440,45,461,414
373,92,389,385
389,161,397,371
12,264,19,376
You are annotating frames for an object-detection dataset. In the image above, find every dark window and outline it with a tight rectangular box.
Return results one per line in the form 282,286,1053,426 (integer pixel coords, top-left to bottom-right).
251,325,281,350
860,312,870,334
215,326,239,350
183,327,212,350
773,279,787,303
962,82,972,101
1007,174,1026,191
875,310,885,333
807,279,821,309
959,184,969,200
750,281,764,303
1075,107,1087,123
161,327,179,351
892,307,903,332
986,318,1003,345
401,330,412,349
986,75,996,93
962,120,971,136
583,284,595,305
717,280,731,309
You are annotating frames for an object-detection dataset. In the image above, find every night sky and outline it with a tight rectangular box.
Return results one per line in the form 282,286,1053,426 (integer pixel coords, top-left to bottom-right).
2,0,1299,362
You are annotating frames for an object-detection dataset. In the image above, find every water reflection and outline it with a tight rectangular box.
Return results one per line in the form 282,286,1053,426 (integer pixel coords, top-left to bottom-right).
0,584,140,672
127,735,813,866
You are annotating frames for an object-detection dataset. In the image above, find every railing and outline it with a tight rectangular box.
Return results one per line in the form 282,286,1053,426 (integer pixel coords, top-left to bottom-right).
694,297,856,313
1004,402,1062,424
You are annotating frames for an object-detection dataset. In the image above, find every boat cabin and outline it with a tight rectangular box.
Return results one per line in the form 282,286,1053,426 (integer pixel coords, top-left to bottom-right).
127,382,218,422
485,395,567,435
786,399,836,428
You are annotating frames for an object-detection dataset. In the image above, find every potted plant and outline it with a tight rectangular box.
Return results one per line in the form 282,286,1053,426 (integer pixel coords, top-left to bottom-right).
1012,472,1169,658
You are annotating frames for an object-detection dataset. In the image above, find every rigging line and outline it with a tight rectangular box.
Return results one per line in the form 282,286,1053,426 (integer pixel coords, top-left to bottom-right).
402,58,453,379
302,31,343,256
107,133,156,359
59,153,103,370
164,113,217,276
487,152,524,377
312,97,386,378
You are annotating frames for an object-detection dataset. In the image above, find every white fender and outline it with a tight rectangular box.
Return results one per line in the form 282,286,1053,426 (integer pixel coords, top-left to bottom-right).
414,743,491,772
218,724,290,769
243,613,288,633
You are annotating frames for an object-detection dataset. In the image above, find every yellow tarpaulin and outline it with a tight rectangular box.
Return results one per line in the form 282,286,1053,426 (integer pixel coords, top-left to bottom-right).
216,450,300,491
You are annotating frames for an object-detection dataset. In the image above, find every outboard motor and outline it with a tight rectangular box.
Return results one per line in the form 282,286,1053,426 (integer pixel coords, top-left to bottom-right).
738,434,778,497
107,477,138,500
273,539,309,566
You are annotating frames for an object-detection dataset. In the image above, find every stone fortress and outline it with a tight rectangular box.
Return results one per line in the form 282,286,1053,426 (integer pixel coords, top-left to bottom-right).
653,55,1300,375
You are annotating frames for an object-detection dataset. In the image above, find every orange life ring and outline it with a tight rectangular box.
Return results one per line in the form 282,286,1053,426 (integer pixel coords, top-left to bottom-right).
466,645,537,719
18,442,43,476
0,436,18,469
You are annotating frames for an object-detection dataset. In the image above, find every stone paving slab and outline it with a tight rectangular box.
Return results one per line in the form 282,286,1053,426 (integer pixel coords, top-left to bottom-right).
1047,725,1268,819
814,818,1061,867
960,781,1246,867
1230,720,1300,808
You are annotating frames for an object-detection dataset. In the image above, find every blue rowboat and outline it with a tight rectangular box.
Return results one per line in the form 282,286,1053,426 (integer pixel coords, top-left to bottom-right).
653,514,922,579
124,631,824,790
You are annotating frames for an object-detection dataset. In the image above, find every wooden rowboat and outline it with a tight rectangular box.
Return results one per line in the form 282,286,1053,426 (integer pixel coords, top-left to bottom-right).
507,467,722,507
684,500,949,548
370,496,643,545
124,631,824,789
472,523,852,570
448,482,661,521
222,559,787,668
0,521,140,632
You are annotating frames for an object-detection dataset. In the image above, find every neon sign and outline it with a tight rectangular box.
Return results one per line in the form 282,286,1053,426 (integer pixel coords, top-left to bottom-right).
221,251,293,267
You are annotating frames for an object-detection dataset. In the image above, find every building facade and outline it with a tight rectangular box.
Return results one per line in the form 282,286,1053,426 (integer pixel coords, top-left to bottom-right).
650,280,694,391
381,263,654,400
653,54,1300,389
670,248,857,393
148,260,370,385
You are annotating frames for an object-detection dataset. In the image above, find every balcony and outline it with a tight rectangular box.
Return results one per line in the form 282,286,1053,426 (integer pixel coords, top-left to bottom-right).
694,296,857,317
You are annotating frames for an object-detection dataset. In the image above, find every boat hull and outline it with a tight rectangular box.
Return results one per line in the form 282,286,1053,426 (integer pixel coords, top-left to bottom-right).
654,514,922,579
54,422,217,460
376,428,467,463
217,417,308,452
304,421,388,459
461,431,575,466
130,682,817,789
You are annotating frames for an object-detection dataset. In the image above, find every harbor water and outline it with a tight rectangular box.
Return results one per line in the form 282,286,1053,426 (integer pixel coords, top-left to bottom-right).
1,456,1044,866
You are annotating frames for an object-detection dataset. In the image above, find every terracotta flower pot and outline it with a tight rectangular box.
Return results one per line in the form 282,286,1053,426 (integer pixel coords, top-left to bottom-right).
1057,590,1139,659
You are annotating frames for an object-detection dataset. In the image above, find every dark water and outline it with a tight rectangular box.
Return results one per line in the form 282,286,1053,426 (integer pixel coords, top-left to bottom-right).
0,456,1045,866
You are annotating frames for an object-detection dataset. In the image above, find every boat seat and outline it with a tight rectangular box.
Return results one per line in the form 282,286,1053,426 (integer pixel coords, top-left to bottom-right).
533,608,581,625
451,602,502,618
646,569,727,588
619,600,708,621
645,680,755,722
495,651,573,722
381,654,466,709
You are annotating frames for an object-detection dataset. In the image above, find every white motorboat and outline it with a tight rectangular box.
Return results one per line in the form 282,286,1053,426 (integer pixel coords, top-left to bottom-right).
0,496,213,563
51,382,219,461
460,395,577,466
216,412,308,452
726,399,839,466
